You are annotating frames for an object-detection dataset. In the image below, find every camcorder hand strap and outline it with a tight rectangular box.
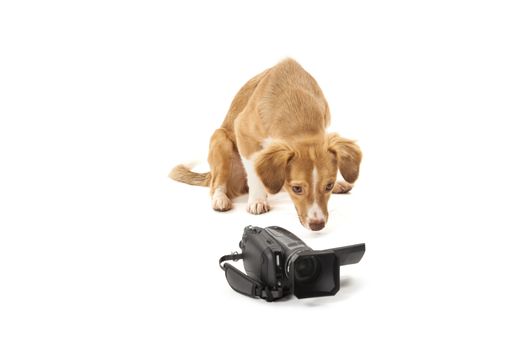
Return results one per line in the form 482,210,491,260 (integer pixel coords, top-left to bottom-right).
219,253,283,302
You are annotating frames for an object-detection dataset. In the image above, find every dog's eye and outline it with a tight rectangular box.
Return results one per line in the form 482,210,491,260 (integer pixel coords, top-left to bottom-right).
325,183,334,191
292,186,303,194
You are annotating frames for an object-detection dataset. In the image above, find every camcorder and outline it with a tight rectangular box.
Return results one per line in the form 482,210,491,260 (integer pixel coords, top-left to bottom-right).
219,226,365,301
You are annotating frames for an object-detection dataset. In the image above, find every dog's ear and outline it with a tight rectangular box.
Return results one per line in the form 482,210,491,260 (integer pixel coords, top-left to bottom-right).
254,142,294,194
327,133,362,184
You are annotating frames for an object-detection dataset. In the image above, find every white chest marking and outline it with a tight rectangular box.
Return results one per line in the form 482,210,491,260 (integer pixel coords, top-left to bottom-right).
241,157,267,201
261,137,274,149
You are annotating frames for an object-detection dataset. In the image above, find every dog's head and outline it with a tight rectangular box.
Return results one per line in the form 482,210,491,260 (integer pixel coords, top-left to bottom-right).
255,134,362,231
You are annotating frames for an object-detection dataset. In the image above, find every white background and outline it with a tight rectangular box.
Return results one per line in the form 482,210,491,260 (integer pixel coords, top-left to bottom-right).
1,1,524,349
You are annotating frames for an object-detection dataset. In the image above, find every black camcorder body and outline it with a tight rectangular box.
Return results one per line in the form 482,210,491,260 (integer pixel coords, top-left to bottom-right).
220,226,365,301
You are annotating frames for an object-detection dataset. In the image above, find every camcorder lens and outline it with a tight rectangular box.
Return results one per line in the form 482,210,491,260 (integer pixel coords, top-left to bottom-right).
291,251,340,299
294,256,320,283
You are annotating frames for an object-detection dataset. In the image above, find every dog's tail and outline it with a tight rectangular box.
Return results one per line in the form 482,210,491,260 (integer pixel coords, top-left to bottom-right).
169,164,211,187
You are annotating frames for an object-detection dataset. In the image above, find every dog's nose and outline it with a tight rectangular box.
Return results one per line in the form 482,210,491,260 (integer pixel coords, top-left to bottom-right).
308,220,325,231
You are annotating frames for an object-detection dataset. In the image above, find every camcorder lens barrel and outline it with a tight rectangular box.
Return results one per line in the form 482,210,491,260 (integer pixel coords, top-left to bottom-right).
294,256,321,283
292,251,340,299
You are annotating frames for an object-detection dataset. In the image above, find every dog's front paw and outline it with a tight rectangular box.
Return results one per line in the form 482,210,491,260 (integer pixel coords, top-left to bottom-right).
212,192,233,212
332,181,353,194
247,200,270,215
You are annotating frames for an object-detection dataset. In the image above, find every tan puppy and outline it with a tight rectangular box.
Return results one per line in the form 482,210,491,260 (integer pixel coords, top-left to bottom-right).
170,58,361,231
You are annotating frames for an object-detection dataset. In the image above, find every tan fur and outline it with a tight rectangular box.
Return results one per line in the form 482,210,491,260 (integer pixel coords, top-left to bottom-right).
254,142,294,194
327,133,362,184
170,58,362,230
169,165,211,186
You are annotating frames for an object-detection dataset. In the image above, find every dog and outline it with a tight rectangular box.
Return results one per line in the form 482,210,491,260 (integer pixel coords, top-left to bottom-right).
170,58,362,231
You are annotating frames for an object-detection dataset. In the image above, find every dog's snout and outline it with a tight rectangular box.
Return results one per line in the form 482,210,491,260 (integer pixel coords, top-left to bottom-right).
308,220,325,231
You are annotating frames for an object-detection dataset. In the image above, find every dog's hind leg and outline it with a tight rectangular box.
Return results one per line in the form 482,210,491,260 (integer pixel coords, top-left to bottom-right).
208,128,240,211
